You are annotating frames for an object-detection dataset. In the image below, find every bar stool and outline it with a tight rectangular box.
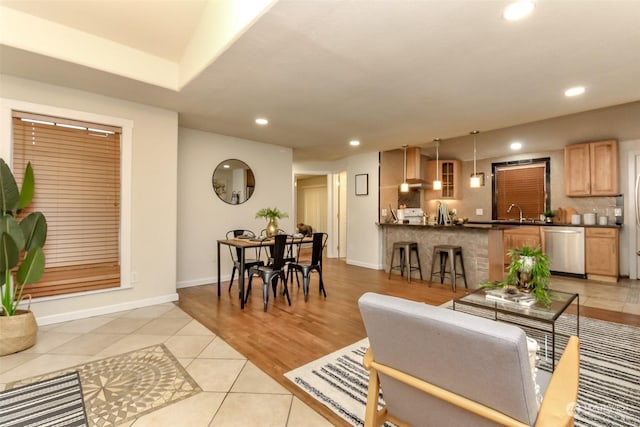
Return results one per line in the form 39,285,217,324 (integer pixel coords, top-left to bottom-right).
429,245,468,291
388,241,423,283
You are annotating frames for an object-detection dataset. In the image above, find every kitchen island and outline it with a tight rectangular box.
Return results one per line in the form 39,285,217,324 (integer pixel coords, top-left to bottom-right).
379,222,514,287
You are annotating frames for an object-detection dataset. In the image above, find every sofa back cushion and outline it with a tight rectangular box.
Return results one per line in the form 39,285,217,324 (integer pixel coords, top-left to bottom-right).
358,292,539,426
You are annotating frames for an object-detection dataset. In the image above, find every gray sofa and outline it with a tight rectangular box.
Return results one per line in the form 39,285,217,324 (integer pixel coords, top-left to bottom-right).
358,292,579,427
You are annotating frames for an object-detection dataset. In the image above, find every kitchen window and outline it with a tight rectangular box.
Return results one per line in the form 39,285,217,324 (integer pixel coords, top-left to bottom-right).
492,158,550,220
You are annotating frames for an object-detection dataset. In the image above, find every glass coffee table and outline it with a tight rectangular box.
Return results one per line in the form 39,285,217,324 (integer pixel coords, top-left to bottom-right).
453,288,579,370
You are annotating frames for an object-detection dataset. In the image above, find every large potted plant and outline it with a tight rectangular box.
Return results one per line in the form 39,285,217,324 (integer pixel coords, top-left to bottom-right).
483,245,551,306
0,158,47,355
255,207,288,237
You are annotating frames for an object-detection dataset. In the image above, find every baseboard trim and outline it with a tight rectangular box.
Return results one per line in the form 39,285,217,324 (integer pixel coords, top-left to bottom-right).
35,293,179,326
346,259,383,270
177,275,230,289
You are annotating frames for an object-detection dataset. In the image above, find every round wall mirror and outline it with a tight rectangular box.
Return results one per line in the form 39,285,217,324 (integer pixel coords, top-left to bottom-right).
212,159,255,204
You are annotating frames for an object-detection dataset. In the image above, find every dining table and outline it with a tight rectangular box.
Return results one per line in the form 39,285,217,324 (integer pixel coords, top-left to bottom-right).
217,235,313,309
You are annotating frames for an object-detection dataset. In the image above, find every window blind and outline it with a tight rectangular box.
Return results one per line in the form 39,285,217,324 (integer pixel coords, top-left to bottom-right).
11,112,121,298
496,163,546,221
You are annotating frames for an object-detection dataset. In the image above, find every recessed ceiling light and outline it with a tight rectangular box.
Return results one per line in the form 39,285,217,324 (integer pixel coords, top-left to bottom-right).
223,164,230,169
503,1,535,21
349,140,361,146
510,141,523,150
564,86,586,97
255,118,269,125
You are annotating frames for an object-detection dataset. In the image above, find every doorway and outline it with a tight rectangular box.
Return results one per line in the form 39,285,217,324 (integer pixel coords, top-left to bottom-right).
294,171,346,259
295,175,328,234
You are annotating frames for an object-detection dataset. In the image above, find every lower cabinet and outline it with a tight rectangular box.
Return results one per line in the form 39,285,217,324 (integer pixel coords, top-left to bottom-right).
585,228,619,282
503,226,541,266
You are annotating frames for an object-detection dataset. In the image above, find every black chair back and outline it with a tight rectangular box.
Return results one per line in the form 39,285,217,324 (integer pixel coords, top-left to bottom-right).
310,232,326,266
226,229,256,261
270,234,288,270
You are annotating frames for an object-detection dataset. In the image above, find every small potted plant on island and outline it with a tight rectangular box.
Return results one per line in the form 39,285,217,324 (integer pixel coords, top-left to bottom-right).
543,210,555,223
0,159,48,356
255,207,288,237
482,244,551,306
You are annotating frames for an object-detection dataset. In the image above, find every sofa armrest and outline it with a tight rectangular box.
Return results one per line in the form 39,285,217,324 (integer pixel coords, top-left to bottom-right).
535,336,580,427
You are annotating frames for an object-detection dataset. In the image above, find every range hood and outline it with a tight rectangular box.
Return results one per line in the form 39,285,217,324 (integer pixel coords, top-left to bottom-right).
400,147,432,190
402,179,432,190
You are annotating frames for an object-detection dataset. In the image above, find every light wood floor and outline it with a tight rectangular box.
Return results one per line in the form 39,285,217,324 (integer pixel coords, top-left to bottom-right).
177,257,640,426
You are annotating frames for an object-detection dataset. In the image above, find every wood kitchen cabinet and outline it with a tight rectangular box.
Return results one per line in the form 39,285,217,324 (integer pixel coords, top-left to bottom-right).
503,226,541,266
565,140,619,196
585,227,619,282
425,159,462,199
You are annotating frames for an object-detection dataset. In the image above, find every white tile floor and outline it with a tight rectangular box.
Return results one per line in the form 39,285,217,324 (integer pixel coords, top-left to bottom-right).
551,276,640,314
1,276,638,426
0,304,332,427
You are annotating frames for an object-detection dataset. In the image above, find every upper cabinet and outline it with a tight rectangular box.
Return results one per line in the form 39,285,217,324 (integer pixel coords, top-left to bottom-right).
425,159,462,199
564,139,619,197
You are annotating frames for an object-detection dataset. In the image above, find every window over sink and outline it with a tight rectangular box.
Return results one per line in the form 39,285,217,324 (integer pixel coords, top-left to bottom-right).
492,158,550,221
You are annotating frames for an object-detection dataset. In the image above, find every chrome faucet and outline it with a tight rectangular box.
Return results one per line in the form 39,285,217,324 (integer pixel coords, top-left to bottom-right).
507,203,523,223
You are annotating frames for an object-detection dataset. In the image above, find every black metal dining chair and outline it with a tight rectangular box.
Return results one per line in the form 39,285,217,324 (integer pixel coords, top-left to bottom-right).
287,232,327,301
226,229,264,294
245,234,291,311
260,228,298,274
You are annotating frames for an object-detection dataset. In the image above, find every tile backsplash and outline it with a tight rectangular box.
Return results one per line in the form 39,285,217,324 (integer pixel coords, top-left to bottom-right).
560,196,619,223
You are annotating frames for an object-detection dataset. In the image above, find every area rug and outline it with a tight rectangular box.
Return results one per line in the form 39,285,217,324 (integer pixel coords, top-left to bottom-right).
1,370,88,427
285,314,640,426
5,344,201,426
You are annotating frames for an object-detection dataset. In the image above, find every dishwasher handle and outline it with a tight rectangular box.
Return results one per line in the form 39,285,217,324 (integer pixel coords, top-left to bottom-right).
542,229,583,234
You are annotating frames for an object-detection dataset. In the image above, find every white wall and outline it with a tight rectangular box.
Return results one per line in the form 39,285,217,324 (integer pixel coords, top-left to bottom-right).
346,152,381,269
176,127,293,287
294,155,382,268
0,75,179,323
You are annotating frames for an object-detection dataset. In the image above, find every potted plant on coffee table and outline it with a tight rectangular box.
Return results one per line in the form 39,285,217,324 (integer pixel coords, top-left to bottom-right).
0,159,47,355
255,207,288,237
482,245,551,306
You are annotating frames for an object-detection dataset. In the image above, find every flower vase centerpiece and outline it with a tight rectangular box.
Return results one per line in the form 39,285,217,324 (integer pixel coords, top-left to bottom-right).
255,207,288,237
482,245,551,306
0,159,48,355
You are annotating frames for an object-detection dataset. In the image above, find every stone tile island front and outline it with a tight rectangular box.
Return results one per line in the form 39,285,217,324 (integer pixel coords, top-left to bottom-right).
379,222,513,286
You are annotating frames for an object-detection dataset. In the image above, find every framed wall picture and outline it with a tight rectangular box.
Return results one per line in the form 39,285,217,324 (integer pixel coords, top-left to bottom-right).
355,173,368,196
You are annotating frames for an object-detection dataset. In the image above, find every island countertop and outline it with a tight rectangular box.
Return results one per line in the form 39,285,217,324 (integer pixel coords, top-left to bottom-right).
377,222,517,230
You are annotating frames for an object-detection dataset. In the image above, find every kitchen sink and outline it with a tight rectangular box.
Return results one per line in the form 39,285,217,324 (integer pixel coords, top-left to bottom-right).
489,219,545,224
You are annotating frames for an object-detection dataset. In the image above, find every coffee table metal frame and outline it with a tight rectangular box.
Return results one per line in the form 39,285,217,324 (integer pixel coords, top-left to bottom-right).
453,288,579,370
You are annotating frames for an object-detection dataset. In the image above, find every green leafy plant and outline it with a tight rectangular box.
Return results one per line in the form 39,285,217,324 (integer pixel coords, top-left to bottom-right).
255,207,288,220
543,210,555,218
482,244,551,306
0,159,47,316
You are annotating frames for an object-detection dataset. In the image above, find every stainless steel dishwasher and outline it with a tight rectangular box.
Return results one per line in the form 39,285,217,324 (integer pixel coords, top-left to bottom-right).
541,226,585,277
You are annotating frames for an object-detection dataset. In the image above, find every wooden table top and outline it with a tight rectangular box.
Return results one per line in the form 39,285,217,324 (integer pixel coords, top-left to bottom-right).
218,235,312,248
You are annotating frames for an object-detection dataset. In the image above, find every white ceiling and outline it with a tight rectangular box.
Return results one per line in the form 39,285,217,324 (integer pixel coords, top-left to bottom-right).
1,0,640,161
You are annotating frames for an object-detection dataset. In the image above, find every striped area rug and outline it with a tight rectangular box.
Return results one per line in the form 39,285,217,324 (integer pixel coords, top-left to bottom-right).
285,314,640,426
0,371,88,427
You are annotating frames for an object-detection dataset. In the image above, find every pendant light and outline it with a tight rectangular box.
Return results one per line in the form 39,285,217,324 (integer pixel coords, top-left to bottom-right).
400,144,409,192
432,138,442,190
470,130,481,188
